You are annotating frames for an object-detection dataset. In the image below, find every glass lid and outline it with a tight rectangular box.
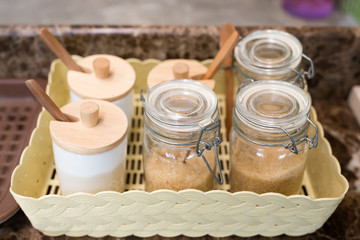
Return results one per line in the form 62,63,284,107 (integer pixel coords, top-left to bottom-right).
235,30,302,72
144,79,218,127
235,81,310,133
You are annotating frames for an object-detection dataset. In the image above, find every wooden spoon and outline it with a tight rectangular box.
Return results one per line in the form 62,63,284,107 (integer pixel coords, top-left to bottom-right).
39,27,85,72
192,30,239,81
25,79,72,122
220,23,237,138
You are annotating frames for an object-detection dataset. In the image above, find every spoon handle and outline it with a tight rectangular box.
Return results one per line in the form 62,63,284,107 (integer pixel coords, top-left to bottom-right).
39,27,85,72
25,79,71,122
220,23,237,138
202,30,239,80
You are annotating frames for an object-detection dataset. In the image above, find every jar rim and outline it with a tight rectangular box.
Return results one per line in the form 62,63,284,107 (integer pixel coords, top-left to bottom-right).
235,80,310,134
234,30,303,75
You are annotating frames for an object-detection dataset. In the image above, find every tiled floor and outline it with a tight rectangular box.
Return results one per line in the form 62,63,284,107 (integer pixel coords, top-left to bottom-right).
0,0,357,26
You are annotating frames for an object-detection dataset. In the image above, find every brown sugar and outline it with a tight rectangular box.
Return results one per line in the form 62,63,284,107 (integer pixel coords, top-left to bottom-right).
144,147,216,192
230,133,308,195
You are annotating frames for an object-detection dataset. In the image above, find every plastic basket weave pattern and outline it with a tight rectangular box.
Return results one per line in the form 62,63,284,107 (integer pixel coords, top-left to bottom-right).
10,58,348,237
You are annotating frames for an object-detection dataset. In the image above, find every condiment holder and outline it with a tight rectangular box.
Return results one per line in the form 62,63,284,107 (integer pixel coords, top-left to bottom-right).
6,25,345,237
50,99,128,195
141,79,224,191
25,80,128,195
230,80,318,195
10,59,348,238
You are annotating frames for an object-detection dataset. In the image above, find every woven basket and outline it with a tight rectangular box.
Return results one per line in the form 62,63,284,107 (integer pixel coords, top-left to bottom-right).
10,58,349,237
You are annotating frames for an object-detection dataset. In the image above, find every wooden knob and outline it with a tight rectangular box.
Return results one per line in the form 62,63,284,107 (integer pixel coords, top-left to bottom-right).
93,57,110,79
80,102,99,127
172,62,189,79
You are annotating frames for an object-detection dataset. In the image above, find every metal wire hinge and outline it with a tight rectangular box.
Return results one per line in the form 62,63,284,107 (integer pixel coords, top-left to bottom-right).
288,54,315,89
285,117,318,154
196,119,224,184
234,111,319,154
140,89,148,105
237,78,255,93
302,54,315,79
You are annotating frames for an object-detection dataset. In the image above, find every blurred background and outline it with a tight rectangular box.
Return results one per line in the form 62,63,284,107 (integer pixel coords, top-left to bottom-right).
0,0,359,26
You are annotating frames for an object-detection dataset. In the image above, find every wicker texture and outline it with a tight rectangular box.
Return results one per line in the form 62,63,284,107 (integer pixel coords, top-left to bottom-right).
14,190,340,237
10,58,349,237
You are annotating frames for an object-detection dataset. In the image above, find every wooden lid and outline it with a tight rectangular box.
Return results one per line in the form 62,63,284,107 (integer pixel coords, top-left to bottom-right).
67,54,136,101
147,59,215,90
50,99,128,155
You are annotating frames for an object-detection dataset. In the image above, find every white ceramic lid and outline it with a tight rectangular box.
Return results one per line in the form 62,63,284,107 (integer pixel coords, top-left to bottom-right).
50,99,128,155
67,54,136,101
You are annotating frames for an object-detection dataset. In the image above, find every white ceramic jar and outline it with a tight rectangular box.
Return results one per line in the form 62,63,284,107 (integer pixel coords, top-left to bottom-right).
49,100,128,195
67,54,136,122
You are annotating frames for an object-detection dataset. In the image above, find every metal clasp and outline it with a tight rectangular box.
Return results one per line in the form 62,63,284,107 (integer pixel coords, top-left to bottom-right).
303,54,315,79
196,119,224,184
305,117,318,149
140,89,148,105
285,117,318,154
237,78,255,93
288,54,315,89
234,112,319,154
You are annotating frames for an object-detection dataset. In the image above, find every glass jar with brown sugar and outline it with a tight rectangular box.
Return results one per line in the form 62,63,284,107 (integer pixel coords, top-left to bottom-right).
141,79,224,191
230,80,318,195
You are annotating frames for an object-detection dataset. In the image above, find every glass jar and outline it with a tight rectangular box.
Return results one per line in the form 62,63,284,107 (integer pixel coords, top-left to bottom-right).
141,79,223,191
230,80,318,195
234,30,314,89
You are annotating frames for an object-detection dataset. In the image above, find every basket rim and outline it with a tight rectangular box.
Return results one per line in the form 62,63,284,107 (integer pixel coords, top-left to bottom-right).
10,187,347,203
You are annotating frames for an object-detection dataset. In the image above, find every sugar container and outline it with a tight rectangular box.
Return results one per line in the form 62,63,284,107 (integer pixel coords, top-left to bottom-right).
230,80,318,195
141,79,223,191
49,100,128,195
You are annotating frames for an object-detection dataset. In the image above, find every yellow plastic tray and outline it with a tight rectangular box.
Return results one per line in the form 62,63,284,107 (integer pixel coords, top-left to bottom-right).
10,58,348,237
